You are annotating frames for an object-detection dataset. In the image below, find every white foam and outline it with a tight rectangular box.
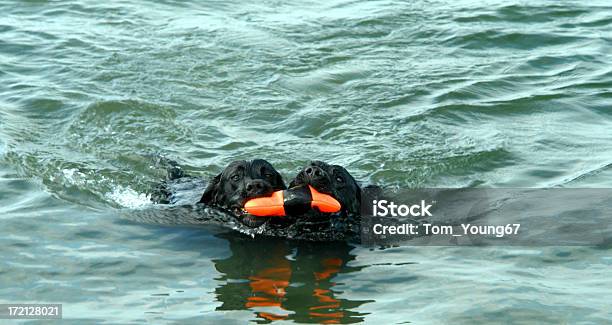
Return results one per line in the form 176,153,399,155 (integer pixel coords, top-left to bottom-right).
62,168,86,186
106,185,152,209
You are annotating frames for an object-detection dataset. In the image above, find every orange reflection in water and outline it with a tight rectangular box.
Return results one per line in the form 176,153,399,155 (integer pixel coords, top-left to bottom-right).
214,236,370,323
247,263,292,320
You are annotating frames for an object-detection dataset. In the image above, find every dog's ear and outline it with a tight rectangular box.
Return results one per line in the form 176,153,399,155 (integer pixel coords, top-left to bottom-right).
199,173,222,204
288,179,297,188
352,185,362,213
343,175,362,214
288,170,305,188
275,172,287,190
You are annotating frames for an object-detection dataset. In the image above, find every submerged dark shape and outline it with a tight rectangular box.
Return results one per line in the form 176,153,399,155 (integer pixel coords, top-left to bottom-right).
125,203,361,242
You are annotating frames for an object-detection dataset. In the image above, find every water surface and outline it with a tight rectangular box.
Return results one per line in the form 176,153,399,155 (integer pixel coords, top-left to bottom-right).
1,0,611,323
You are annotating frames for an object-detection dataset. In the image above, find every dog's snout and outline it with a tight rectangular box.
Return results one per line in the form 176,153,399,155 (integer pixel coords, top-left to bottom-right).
245,179,269,195
305,165,325,179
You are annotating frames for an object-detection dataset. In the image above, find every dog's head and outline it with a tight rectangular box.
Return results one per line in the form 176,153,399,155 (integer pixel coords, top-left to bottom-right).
200,159,286,221
290,160,361,214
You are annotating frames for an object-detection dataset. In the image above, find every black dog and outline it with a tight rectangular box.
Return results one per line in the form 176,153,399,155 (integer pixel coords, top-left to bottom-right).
199,159,286,213
151,158,286,227
289,160,362,215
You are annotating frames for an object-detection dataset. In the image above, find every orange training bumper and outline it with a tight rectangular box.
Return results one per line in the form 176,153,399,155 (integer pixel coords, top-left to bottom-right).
244,185,341,217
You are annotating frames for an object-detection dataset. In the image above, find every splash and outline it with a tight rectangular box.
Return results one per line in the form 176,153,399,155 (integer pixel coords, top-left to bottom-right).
106,185,152,209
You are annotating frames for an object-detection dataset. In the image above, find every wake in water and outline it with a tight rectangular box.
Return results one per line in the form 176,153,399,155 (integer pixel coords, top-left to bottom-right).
106,185,152,209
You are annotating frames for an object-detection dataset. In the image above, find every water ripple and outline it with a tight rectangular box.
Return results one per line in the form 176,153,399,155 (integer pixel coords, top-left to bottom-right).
1,0,612,323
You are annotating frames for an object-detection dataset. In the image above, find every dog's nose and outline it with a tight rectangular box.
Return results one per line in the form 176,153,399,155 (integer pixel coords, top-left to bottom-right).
246,180,269,195
305,166,325,179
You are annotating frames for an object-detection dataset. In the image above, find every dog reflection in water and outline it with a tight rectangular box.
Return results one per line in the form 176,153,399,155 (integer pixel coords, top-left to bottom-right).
213,234,371,323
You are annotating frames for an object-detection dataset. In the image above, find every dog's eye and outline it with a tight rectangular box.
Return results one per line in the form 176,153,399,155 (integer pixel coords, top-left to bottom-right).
264,173,274,179
231,174,241,181
335,176,344,183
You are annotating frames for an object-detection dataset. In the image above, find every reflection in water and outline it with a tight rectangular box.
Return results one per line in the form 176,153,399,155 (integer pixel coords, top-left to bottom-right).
213,234,372,323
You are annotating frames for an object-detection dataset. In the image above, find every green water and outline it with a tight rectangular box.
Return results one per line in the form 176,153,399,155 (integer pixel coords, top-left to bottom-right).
1,0,611,323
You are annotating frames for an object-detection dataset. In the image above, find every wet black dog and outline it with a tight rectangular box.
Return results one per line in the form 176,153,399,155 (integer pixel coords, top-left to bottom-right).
151,158,286,227
289,160,362,216
283,160,366,239
199,159,286,214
